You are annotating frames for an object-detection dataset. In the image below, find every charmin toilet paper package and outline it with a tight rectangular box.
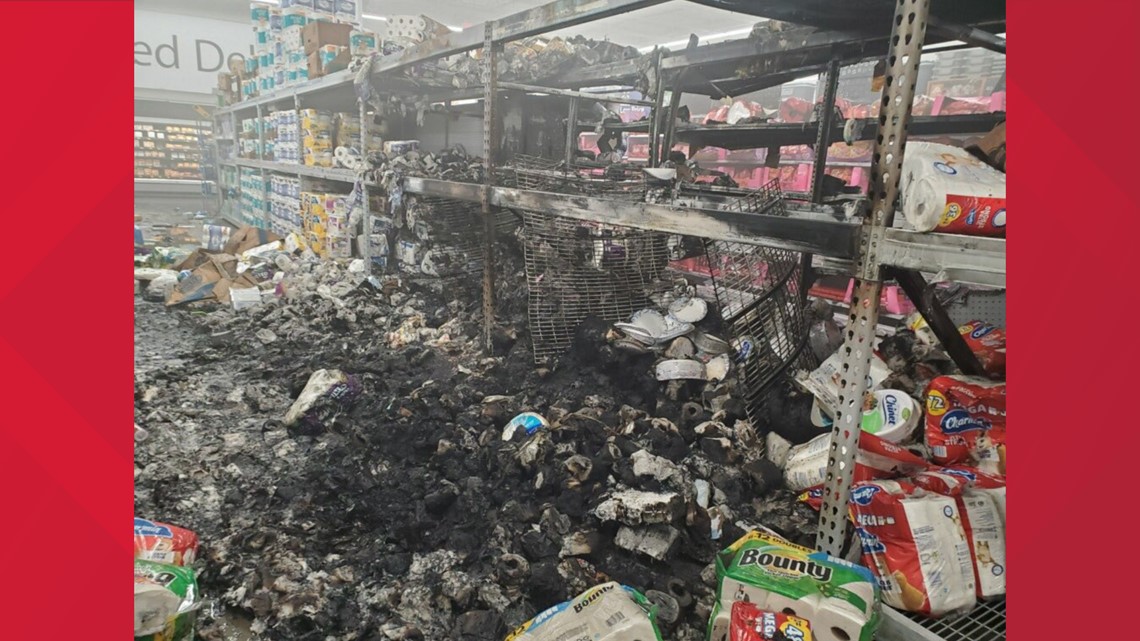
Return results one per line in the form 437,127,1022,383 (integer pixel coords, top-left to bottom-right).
783,431,929,491
911,468,1006,599
957,321,1006,379
924,376,1006,474
959,491,1006,599
709,531,880,641
849,481,976,617
504,582,662,641
134,559,200,640
899,141,1006,236
134,518,199,566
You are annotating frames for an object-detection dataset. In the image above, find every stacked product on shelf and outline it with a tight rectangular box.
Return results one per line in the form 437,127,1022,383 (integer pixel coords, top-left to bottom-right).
272,110,300,164
240,1,373,101
301,186,353,259
301,109,335,167
269,174,303,237
239,168,269,228
239,116,272,159
134,122,211,180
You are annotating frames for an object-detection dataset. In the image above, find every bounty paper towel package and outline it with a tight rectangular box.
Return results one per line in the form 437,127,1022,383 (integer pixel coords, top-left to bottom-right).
134,559,200,641
848,481,976,617
504,582,662,641
708,531,881,641
899,141,1006,236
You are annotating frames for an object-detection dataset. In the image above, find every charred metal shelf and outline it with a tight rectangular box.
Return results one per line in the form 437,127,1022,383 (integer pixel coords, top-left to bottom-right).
879,600,1006,641
401,176,1006,286
231,159,362,184
675,113,1004,150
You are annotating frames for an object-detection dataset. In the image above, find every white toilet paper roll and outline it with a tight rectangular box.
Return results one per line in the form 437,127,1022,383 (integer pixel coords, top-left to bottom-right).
814,598,871,641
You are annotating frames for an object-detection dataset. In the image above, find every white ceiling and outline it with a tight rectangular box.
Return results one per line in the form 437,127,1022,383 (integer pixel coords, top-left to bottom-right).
134,0,762,50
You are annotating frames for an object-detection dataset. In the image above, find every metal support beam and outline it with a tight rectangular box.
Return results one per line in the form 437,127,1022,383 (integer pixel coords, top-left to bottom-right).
928,16,1006,54
817,0,931,557
564,96,579,166
402,177,859,257
359,99,372,274
498,82,654,107
648,52,666,168
660,81,685,164
810,59,841,203
481,25,498,354
891,269,986,377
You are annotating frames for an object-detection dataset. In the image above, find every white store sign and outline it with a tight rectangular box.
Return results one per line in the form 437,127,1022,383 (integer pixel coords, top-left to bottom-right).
135,10,254,95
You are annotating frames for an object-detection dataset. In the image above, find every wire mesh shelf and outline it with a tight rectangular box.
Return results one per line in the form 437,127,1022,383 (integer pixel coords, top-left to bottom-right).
503,154,648,202
403,195,517,276
703,180,815,421
906,598,1006,641
521,210,672,365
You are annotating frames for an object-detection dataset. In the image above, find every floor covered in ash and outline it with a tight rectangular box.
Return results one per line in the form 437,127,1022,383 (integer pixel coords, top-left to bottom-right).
133,242,822,641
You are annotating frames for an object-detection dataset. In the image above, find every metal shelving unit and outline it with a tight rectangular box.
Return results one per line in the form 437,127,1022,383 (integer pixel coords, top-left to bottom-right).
209,2,1006,638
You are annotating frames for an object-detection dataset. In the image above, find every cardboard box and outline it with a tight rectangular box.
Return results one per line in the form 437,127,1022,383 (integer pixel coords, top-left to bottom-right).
303,22,353,55
307,48,351,78
223,226,281,256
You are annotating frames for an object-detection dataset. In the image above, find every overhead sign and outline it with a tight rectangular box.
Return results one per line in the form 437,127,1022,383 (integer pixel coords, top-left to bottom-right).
135,9,253,95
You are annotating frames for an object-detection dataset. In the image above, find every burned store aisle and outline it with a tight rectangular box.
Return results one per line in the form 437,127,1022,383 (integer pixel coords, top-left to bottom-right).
133,241,822,641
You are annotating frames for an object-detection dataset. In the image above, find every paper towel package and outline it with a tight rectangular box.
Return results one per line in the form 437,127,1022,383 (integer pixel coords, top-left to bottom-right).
723,601,814,641
899,141,1006,236
505,582,663,641
709,531,881,641
848,481,976,617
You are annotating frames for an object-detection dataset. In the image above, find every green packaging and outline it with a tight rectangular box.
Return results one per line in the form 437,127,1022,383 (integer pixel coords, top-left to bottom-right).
707,531,881,641
134,559,199,641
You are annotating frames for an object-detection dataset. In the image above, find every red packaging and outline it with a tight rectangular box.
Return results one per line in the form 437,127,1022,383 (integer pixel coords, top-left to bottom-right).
779,96,813,123
923,376,1006,474
134,517,199,566
730,601,814,641
935,194,1005,236
857,431,930,480
849,481,976,617
957,321,1006,379
912,466,1005,496
911,468,1007,599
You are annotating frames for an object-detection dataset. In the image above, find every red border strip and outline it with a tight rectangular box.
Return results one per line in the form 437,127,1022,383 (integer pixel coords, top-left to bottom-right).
0,1,133,637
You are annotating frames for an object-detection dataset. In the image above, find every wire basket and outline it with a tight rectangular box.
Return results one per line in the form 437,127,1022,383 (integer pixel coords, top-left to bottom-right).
404,195,518,276
521,210,672,365
703,180,816,421
504,154,648,202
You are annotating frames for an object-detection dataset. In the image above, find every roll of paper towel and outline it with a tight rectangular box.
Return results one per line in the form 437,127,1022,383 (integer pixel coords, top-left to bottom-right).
900,141,1006,236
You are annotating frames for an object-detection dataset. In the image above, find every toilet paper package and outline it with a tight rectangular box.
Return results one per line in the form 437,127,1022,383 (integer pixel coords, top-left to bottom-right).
899,141,1006,236
134,518,199,566
848,481,976,617
957,321,1006,379
784,431,929,491
505,582,662,641
710,531,880,641
134,559,200,640
959,491,1006,599
924,375,1006,474
910,468,1006,599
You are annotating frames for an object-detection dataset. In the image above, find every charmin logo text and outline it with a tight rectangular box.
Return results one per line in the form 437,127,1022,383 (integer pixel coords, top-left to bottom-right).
940,409,987,435
851,485,881,506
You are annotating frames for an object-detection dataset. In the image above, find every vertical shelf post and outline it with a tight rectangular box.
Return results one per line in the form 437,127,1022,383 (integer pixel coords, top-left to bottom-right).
810,58,841,204
816,0,931,556
360,98,372,273
481,24,499,353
